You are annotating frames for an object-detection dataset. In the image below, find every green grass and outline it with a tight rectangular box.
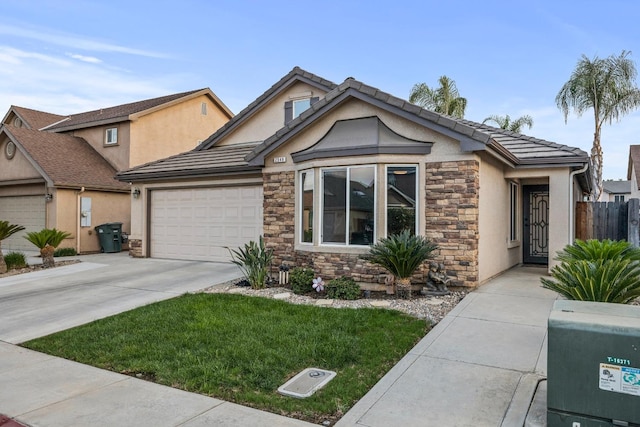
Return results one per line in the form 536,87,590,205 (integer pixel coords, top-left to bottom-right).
23,293,427,423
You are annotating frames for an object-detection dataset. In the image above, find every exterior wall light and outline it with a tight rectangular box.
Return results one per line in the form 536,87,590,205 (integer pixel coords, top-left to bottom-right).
132,187,141,199
44,193,53,202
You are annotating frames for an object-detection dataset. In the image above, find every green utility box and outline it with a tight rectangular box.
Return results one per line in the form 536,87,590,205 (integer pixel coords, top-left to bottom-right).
548,300,640,426
94,222,123,253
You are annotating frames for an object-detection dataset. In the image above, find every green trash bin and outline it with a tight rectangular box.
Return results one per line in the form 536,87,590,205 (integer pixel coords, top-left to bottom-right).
94,222,123,253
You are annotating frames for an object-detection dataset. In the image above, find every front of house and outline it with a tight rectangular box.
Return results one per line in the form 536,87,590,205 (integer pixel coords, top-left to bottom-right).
118,67,591,287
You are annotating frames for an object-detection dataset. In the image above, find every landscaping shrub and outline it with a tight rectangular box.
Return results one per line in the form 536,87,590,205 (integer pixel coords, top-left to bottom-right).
24,228,71,268
326,276,361,300
290,267,315,294
228,236,273,289
4,251,27,270
541,239,640,304
54,247,77,257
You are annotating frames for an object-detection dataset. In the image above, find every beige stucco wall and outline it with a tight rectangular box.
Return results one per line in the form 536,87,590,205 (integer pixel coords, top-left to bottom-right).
0,138,44,181
478,154,521,283
632,168,640,199
219,82,329,147
49,189,129,253
129,95,230,167
71,122,132,171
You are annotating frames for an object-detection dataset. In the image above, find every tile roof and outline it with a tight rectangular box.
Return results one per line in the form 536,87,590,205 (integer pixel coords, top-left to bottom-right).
116,142,261,182
247,77,589,167
45,89,207,131
196,67,337,151
4,125,128,191
8,106,66,130
118,69,590,183
602,180,631,194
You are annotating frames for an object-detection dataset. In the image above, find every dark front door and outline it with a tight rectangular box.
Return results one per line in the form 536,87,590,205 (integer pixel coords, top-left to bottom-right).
523,185,549,264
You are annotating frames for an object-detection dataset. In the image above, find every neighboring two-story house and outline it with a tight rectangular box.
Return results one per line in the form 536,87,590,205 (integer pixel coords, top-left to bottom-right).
118,67,591,288
0,89,233,252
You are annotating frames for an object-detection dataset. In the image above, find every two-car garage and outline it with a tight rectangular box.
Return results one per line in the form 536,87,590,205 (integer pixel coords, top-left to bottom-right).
149,186,263,263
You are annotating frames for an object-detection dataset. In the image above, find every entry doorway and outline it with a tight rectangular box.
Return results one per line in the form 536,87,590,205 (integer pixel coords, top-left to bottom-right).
523,185,549,264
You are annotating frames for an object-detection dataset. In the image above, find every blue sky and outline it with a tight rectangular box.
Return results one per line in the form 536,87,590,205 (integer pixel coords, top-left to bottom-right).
1,0,639,179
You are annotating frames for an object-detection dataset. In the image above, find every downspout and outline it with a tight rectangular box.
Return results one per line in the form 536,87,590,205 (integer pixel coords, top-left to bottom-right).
568,163,589,244
76,187,85,254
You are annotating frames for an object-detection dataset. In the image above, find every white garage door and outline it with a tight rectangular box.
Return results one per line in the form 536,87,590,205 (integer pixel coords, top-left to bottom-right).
150,186,263,262
0,196,46,251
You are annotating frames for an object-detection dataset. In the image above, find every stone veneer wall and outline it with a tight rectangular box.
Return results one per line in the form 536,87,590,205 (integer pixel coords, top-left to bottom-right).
129,239,143,257
425,160,479,287
263,171,389,285
263,161,480,288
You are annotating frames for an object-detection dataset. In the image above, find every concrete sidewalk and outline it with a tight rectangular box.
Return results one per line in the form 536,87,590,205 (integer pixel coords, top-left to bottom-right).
337,266,554,427
0,264,552,426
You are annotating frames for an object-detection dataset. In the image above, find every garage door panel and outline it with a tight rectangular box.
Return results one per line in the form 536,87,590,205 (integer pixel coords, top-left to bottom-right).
0,196,46,251
150,186,263,262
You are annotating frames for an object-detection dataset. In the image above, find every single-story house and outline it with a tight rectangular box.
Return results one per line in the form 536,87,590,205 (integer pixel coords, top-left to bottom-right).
117,67,591,287
0,89,233,252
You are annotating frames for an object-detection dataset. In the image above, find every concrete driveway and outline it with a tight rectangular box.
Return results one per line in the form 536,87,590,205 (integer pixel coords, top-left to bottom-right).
0,252,242,344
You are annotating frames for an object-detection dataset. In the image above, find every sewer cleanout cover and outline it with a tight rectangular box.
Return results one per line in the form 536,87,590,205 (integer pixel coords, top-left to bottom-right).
278,368,337,398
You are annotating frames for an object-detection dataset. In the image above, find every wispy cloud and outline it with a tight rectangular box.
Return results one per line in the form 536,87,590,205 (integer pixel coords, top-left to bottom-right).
66,53,102,64
0,45,185,116
0,24,170,59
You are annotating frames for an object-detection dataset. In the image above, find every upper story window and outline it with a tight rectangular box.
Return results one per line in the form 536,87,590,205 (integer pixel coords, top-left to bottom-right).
13,117,23,127
285,96,319,124
105,127,118,145
201,102,207,115
615,195,625,202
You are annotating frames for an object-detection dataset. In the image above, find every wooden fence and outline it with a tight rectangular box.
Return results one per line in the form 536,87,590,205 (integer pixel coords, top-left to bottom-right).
575,198,640,246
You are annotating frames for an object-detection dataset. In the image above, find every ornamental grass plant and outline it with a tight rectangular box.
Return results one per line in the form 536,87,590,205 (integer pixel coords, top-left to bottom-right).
541,239,640,304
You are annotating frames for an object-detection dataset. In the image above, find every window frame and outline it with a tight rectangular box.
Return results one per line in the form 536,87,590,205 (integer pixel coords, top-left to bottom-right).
105,127,118,145
292,98,311,119
319,165,376,247
385,165,419,237
299,169,314,245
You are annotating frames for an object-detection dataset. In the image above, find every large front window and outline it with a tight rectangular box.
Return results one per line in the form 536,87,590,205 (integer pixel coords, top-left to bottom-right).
322,166,375,245
299,164,418,247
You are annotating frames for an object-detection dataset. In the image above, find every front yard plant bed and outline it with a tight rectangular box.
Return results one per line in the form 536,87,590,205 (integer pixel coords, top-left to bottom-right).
22,293,427,424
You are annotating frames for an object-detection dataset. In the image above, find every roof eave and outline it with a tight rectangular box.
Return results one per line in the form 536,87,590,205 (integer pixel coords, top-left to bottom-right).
116,166,263,183
47,116,129,132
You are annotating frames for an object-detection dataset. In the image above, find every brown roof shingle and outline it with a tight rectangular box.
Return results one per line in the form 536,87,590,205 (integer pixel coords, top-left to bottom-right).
45,89,206,131
9,106,66,130
4,125,128,191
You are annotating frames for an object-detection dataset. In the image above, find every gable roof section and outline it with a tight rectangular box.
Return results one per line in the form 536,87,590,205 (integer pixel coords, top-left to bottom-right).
116,142,261,182
44,88,232,132
247,77,589,168
3,125,128,191
2,106,66,130
196,67,337,151
628,145,640,189
602,180,631,194
291,116,432,162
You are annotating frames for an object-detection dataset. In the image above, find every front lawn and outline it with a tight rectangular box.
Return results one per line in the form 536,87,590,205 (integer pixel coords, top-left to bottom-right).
22,293,427,424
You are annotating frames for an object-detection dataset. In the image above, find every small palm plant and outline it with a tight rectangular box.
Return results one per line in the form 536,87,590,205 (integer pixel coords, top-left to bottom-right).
541,239,640,304
363,230,439,298
228,236,273,289
24,228,71,268
0,220,26,273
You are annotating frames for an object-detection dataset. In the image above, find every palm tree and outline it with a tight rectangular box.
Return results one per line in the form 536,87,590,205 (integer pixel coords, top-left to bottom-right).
556,50,640,200
409,75,467,118
482,114,533,133
0,220,26,273
24,228,71,268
